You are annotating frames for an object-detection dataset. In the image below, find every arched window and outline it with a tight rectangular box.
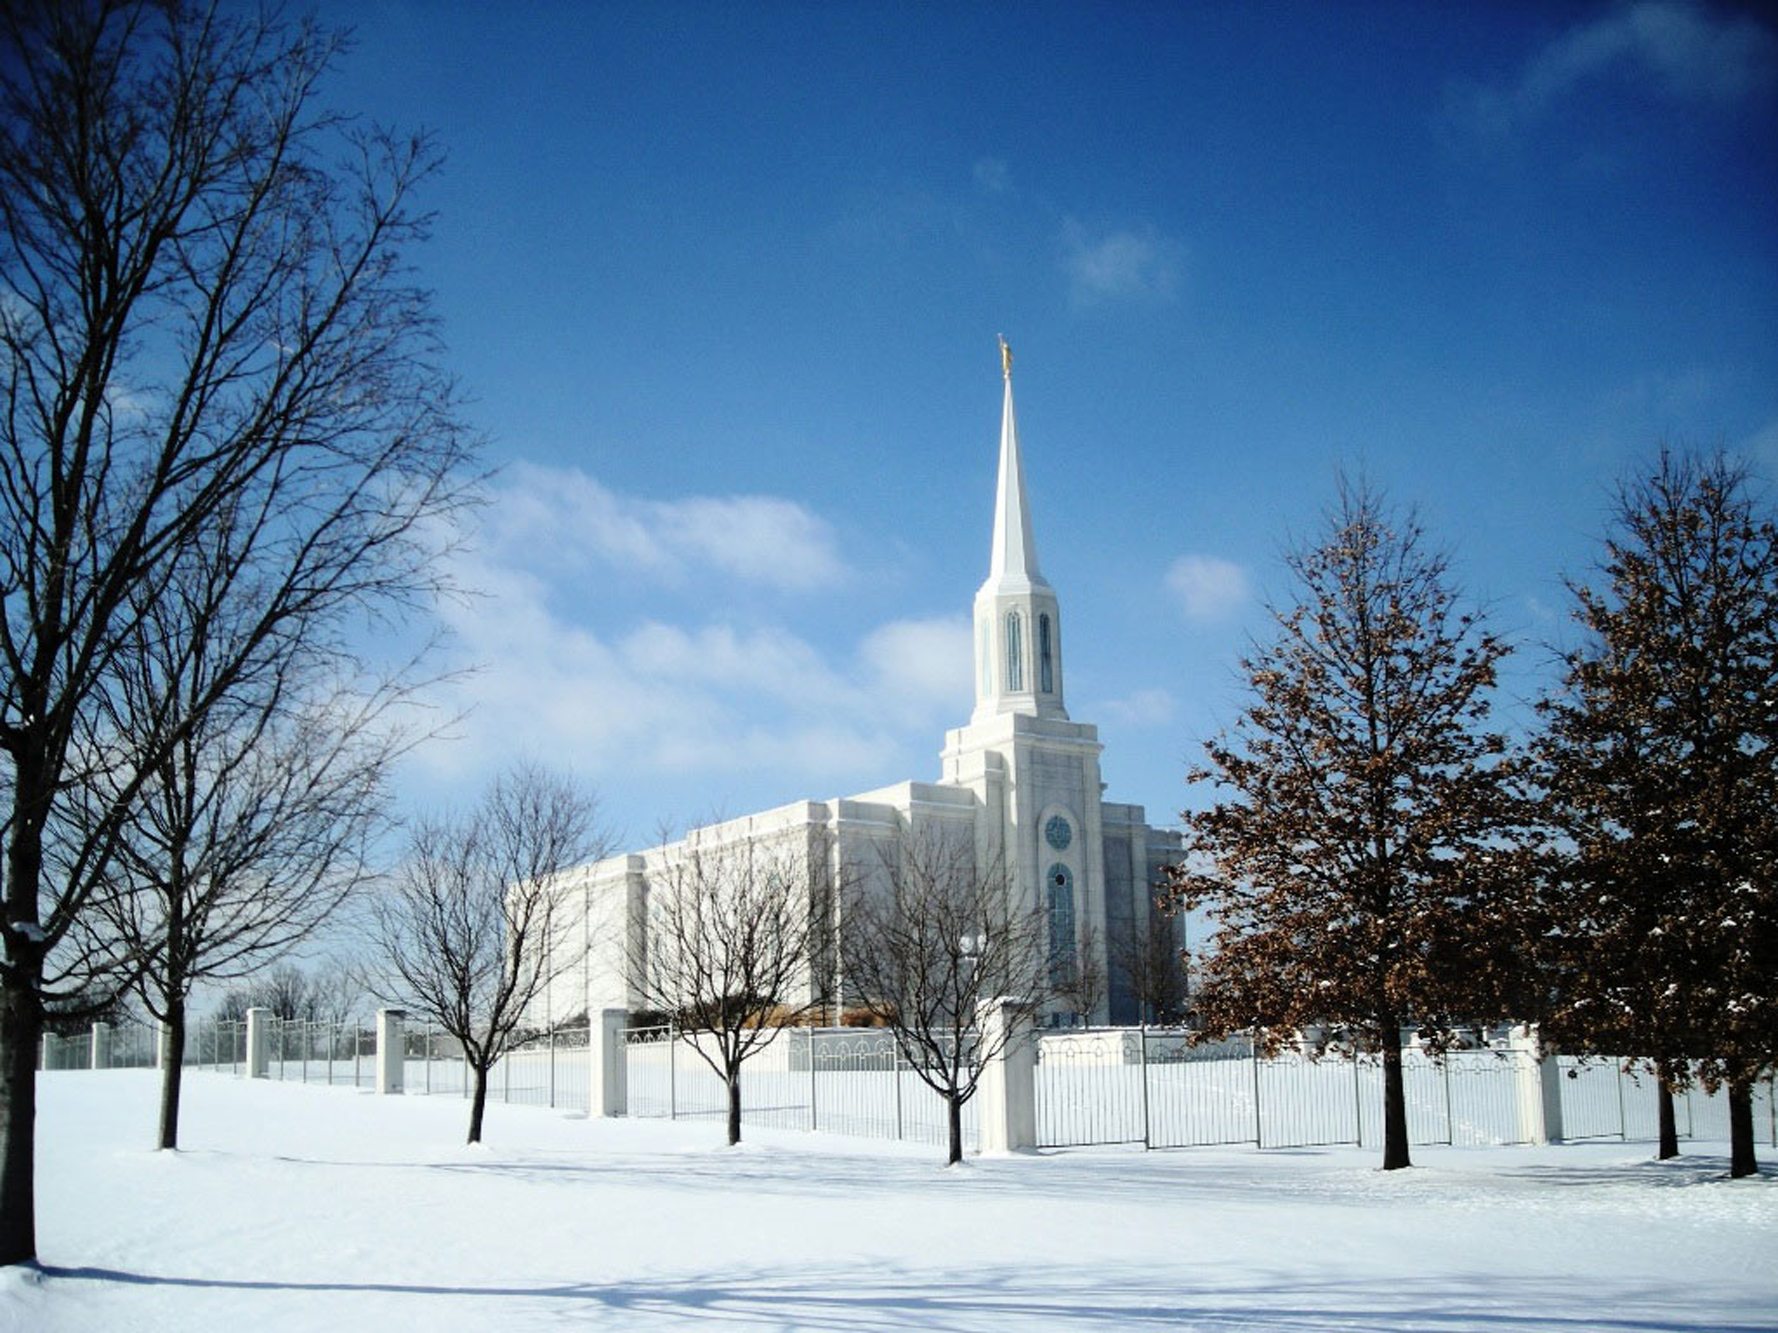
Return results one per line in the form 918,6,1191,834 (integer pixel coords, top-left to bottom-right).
1047,863,1076,984
1005,611,1024,692
1038,614,1054,694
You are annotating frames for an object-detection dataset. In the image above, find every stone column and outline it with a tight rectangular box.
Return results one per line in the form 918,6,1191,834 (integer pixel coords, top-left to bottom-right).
90,1021,112,1070
591,1009,628,1117
245,1007,271,1078
975,996,1038,1153
1510,1024,1564,1145
376,1008,405,1094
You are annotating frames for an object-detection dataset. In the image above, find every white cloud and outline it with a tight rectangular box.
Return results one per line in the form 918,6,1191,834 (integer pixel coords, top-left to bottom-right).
973,157,1011,194
1165,555,1251,622
486,461,847,592
1097,687,1177,728
1450,2,1777,138
411,496,972,816
858,615,972,723
1061,219,1182,307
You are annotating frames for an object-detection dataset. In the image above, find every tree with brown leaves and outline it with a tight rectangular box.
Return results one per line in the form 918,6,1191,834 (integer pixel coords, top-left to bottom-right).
1168,479,1531,1170
1537,449,1776,1178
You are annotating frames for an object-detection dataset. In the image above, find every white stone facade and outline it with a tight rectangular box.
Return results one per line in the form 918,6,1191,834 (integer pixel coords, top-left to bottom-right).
538,349,1180,1026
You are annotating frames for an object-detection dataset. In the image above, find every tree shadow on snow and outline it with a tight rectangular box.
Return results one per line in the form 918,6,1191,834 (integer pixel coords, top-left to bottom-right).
38,1264,1776,1332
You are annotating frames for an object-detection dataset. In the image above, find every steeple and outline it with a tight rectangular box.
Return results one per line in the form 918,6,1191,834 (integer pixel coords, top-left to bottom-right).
971,338,1067,723
986,336,1049,594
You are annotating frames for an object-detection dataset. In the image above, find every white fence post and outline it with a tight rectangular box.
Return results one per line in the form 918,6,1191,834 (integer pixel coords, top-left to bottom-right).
376,1008,405,1094
591,1009,628,1117
90,1021,112,1070
975,996,1037,1153
1510,1024,1564,1144
245,1007,271,1078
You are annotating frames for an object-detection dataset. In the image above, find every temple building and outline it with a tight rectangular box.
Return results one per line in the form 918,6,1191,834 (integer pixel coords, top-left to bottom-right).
540,343,1181,1026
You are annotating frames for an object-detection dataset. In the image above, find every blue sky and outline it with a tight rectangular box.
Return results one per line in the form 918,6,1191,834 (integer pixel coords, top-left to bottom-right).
310,1,1778,846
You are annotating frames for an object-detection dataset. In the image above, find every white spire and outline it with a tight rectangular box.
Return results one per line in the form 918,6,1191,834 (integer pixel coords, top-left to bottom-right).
985,338,1049,593
970,337,1067,725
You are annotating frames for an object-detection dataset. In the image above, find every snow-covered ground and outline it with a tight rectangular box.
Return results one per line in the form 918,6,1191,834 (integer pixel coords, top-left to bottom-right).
5,1069,1774,1332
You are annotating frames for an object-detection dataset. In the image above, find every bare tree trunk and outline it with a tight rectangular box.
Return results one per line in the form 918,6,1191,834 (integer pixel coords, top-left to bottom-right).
1379,1013,1411,1171
1,766,47,1266
1728,1081,1757,1179
158,996,187,1151
726,1070,742,1146
468,1064,491,1145
0,976,40,1265
946,1093,964,1166
1657,1083,1678,1160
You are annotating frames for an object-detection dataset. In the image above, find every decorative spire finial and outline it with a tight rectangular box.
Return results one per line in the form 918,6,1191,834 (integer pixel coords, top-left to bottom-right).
998,333,1012,380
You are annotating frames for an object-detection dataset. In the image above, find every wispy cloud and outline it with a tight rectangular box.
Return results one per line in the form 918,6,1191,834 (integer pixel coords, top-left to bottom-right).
1447,1,1777,139
973,156,1011,194
1097,687,1177,728
1061,218,1182,307
1165,554,1251,622
485,462,847,593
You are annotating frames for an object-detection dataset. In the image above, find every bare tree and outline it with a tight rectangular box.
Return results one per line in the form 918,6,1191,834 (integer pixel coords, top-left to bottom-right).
628,837,831,1146
306,962,368,1031
75,546,418,1149
0,1,474,1261
1112,904,1191,1026
216,961,358,1025
1051,919,1106,1027
370,764,604,1144
840,834,1048,1165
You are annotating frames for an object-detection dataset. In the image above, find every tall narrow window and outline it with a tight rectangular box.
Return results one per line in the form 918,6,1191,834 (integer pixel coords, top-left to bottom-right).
1039,614,1054,694
1047,863,1076,986
1005,611,1024,692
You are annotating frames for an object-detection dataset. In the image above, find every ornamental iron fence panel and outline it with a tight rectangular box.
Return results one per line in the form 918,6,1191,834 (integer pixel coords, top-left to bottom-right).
1040,1031,1569,1152
621,1023,980,1152
1557,1055,1778,1147
265,1017,374,1088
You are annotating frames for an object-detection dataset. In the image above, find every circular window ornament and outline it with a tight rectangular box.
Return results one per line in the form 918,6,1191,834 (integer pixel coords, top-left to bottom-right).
1044,814,1072,851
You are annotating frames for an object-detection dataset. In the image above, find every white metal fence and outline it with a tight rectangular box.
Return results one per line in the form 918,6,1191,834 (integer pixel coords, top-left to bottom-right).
1032,1028,1778,1152
623,1024,982,1152
44,1016,1778,1159
396,1024,592,1113
126,1018,596,1113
